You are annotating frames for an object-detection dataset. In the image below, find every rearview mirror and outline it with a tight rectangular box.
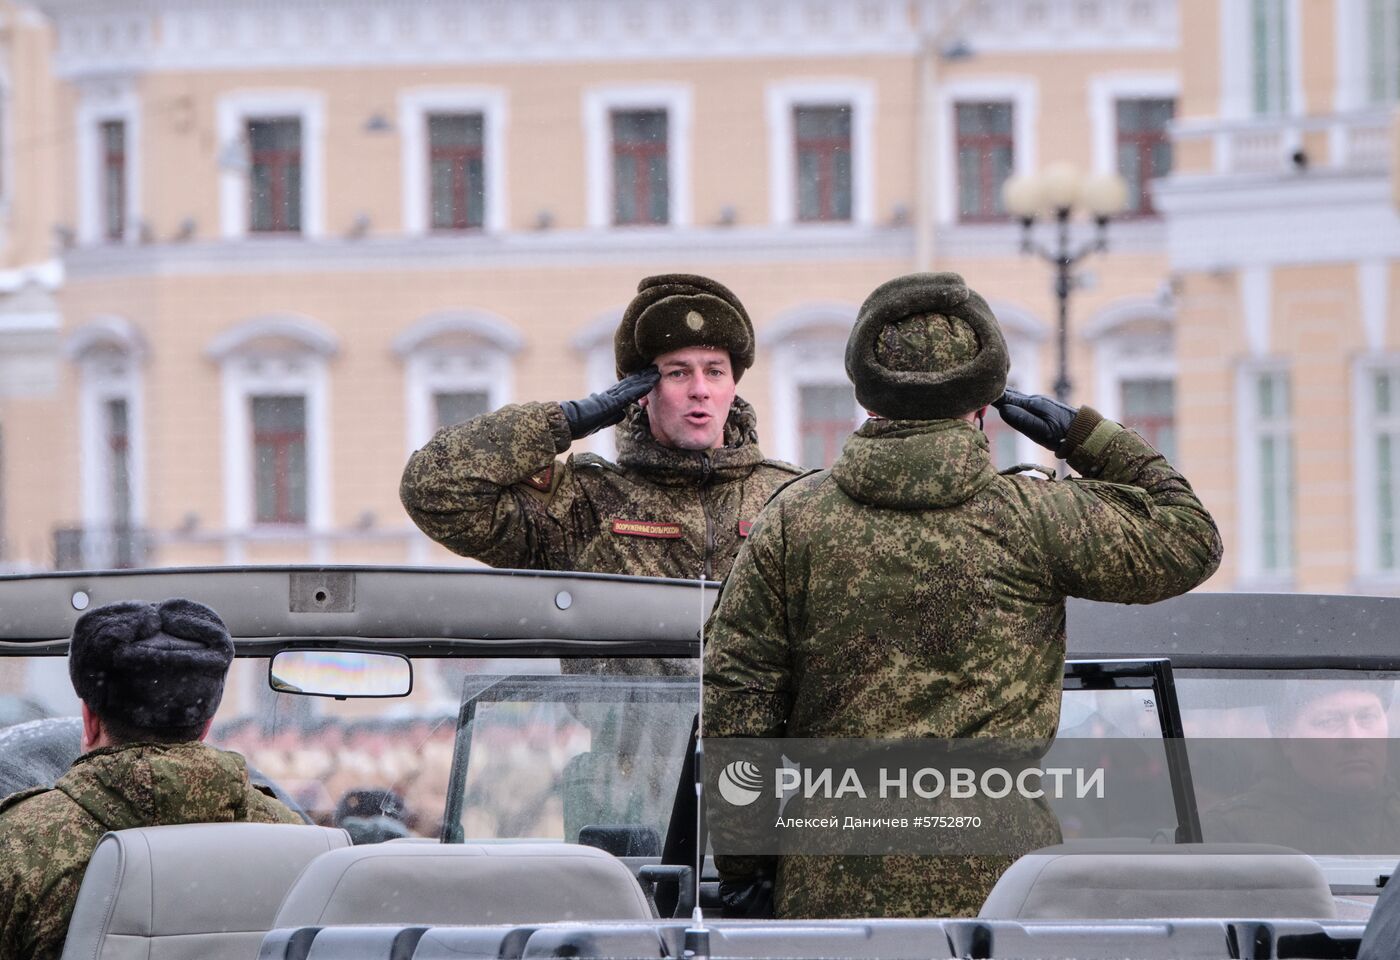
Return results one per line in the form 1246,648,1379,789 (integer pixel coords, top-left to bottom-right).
268,650,412,699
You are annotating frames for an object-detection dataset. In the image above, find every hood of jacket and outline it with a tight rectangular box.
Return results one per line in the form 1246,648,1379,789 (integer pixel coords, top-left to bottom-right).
616,395,766,486
831,418,998,510
55,741,261,831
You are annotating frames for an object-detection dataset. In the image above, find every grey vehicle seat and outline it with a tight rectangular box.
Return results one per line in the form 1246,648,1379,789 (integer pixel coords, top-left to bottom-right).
59,822,349,960
272,842,655,927
979,842,1336,920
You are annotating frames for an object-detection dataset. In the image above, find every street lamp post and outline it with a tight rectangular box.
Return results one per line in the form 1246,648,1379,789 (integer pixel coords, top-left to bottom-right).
1001,164,1128,405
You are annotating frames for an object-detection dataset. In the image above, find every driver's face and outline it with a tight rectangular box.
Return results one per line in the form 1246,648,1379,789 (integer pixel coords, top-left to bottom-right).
1280,689,1390,793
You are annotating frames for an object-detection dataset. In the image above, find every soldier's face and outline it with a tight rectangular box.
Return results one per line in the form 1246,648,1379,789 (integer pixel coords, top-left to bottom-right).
640,346,736,450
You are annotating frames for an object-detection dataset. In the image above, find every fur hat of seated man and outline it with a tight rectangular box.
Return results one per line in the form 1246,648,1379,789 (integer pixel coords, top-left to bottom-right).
845,272,1009,421
68,598,234,731
614,273,756,379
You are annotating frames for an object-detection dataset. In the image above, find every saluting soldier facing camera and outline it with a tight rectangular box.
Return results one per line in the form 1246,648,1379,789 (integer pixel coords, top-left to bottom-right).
400,274,804,591
704,272,1222,919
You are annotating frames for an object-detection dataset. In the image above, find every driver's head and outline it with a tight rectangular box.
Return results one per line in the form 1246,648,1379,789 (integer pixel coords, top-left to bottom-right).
845,272,1009,420
68,598,233,743
1269,680,1393,794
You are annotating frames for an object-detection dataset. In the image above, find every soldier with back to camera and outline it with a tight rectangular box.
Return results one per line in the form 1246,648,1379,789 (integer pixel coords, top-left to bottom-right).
704,272,1223,919
0,599,301,960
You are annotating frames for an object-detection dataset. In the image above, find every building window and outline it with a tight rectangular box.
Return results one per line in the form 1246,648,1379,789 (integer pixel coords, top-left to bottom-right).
434,389,490,430
1115,99,1174,217
429,113,485,231
1251,370,1294,577
955,102,1014,221
1369,0,1400,103
105,398,132,529
252,395,308,525
1370,368,1400,571
101,120,126,241
1120,378,1176,460
798,383,855,467
248,118,302,234
794,106,852,223
1252,0,1291,115
611,109,669,226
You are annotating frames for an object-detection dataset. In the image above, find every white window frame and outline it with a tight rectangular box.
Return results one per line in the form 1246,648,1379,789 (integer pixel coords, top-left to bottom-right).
76,86,141,246
1234,360,1295,587
399,87,508,236
1220,0,1304,119
217,90,326,240
761,305,861,466
210,318,334,544
1353,356,1400,583
395,311,521,455
1087,73,1179,178
69,324,146,565
936,77,1038,226
572,308,626,460
765,79,876,227
582,85,692,229
1085,300,1177,428
0,60,13,239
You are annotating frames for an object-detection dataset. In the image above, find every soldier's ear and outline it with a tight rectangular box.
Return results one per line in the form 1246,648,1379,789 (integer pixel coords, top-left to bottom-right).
637,395,649,409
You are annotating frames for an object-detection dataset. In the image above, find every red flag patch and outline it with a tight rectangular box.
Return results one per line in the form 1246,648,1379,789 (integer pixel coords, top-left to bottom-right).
738,520,753,538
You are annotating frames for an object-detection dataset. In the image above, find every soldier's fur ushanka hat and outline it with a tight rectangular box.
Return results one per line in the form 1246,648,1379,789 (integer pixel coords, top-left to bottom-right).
615,274,755,380
845,272,1009,420
69,598,234,730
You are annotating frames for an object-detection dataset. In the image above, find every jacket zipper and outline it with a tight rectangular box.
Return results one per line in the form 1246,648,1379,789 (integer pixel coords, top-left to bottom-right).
699,453,716,581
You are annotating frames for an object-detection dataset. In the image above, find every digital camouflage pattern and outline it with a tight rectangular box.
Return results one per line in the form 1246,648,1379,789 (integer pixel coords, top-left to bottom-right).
876,313,979,372
400,397,804,584
0,741,301,960
704,410,1222,918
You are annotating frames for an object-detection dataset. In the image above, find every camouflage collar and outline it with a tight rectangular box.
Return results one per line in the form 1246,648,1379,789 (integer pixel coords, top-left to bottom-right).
616,396,766,485
831,417,997,509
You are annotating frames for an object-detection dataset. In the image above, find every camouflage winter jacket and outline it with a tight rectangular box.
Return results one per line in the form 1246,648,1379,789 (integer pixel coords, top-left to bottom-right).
0,741,302,960
400,398,805,582
703,410,1222,918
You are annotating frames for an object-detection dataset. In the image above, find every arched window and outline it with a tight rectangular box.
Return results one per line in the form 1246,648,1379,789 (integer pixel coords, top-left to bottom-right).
572,308,625,460
984,301,1048,470
64,316,146,568
207,315,337,553
395,310,522,455
1085,298,1177,461
763,305,862,468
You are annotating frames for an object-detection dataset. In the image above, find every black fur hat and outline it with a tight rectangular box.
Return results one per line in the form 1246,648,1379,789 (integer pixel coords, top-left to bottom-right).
845,272,1009,420
68,598,234,730
615,274,755,380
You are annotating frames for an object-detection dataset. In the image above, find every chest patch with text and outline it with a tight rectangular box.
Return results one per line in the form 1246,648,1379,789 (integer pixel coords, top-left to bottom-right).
611,519,683,539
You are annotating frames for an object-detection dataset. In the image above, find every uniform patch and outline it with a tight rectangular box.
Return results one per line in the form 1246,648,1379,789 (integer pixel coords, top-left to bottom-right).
738,520,753,538
525,465,554,492
611,519,683,539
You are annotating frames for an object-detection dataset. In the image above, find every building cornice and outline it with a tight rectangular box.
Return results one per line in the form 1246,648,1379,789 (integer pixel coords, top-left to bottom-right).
1157,170,1399,271
59,225,919,280
34,0,1179,78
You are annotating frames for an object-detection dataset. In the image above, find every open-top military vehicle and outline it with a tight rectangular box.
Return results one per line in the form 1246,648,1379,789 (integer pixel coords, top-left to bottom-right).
1,566,1396,959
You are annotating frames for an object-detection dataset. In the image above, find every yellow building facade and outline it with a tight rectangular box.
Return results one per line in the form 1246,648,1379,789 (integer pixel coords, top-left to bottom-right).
2,0,1385,596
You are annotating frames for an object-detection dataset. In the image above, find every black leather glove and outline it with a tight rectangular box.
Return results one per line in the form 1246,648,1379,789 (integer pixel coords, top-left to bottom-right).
719,875,775,919
991,389,1078,456
559,366,661,440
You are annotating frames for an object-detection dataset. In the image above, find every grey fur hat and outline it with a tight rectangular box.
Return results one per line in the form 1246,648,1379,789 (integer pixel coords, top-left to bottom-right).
615,274,755,380
845,272,1009,420
68,598,234,730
